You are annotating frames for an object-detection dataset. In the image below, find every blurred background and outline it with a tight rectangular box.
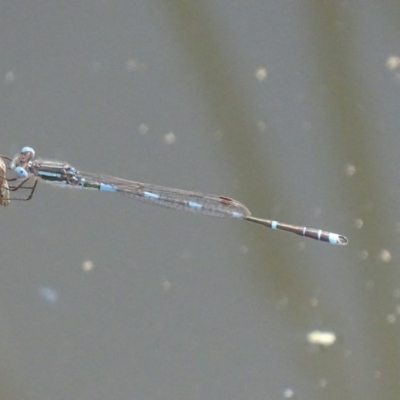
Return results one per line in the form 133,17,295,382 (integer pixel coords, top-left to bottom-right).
0,1,399,399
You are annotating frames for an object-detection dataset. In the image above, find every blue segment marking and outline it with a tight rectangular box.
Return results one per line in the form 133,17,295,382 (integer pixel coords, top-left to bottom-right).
38,171,62,178
144,191,160,200
100,183,116,192
188,201,202,209
231,211,243,218
328,233,340,244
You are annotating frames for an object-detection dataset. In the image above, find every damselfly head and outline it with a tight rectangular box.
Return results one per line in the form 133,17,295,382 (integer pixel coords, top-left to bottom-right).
10,146,35,171
20,146,35,161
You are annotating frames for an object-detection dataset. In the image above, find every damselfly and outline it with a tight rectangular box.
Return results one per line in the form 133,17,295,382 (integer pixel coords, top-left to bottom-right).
2,146,348,245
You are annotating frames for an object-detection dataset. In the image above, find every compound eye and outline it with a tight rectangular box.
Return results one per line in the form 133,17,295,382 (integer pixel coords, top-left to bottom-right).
20,146,35,157
14,166,29,179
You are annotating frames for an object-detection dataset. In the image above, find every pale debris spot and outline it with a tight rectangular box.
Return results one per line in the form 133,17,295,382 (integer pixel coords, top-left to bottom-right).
256,120,267,133
387,314,396,324
307,330,337,346
162,280,171,291
38,286,59,304
82,260,95,272
309,297,319,307
358,250,369,260
163,132,176,145
355,218,363,229
255,67,268,81
5,71,15,83
282,388,294,398
345,164,356,176
386,56,400,70
138,123,149,135
125,58,146,72
378,249,391,263
318,378,328,388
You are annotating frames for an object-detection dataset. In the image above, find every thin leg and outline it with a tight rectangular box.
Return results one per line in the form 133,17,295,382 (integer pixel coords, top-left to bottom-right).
6,177,38,187
4,173,35,188
8,177,32,192
19,178,38,201
0,155,12,162
4,178,38,201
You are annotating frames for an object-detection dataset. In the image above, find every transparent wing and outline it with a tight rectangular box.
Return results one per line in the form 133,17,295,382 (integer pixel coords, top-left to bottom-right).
79,170,251,218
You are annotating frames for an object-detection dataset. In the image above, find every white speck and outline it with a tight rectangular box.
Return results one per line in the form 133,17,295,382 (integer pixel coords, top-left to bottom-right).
378,249,392,263
355,219,363,228
5,71,15,83
162,281,171,291
164,132,176,144
38,287,59,304
282,388,294,398
318,378,328,388
138,123,149,135
82,260,94,272
386,56,400,70
358,250,369,260
345,164,356,176
255,67,268,81
307,330,336,346
256,120,267,133
310,297,319,307
387,314,396,323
